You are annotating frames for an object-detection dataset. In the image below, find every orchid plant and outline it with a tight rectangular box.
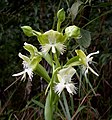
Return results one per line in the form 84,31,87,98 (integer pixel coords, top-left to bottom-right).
12,8,99,120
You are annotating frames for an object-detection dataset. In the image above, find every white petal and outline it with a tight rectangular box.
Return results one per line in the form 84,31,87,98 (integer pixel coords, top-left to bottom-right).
27,69,33,80
54,82,65,96
63,75,72,83
66,83,77,95
22,61,29,69
66,67,76,77
85,67,88,74
55,43,66,55
58,67,76,78
57,74,64,82
41,44,51,54
52,45,56,53
88,66,99,76
87,57,93,64
24,42,28,45
87,51,99,59
12,71,25,77
21,73,26,81
55,67,77,96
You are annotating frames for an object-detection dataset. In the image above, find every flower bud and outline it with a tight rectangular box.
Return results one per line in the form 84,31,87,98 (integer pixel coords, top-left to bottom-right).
21,26,34,37
65,25,81,39
57,8,65,23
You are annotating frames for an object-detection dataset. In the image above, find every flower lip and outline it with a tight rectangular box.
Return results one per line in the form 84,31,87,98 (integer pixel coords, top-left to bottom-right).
87,51,99,59
86,51,99,76
12,61,33,81
41,42,66,55
54,67,77,96
76,50,99,76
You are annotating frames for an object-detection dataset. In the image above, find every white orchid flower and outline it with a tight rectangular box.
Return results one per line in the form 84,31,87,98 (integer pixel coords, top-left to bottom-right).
54,67,77,96
12,43,42,81
12,61,33,81
38,30,66,55
75,50,99,76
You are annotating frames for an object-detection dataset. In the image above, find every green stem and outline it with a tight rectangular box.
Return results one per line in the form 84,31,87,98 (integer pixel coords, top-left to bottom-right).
54,52,60,68
82,9,112,28
85,75,96,95
76,71,82,97
70,95,74,115
52,0,62,29
57,20,61,32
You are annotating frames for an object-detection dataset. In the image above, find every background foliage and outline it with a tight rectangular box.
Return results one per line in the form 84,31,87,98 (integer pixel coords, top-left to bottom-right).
0,0,112,119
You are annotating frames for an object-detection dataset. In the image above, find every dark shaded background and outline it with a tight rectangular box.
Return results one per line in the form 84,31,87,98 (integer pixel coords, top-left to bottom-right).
0,0,112,119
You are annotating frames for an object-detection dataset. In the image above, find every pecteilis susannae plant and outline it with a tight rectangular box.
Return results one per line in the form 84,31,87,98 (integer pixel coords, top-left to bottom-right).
12,8,99,120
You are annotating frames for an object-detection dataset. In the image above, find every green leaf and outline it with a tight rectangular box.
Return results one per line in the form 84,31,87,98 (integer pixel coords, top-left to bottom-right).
45,92,53,120
59,100,67,119
34,64,51,83
71,105,86,119
85,76,96,95
70,0,82,21
77,29,91,48
32,99,44,109
62,92,71,120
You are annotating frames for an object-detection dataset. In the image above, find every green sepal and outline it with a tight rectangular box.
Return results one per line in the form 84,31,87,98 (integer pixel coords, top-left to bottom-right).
32,99,44,109
34,64,51,83
38,34,49,45
65,56,81,66
23,42,38,58
30,56,42,70
18,53,30,63
37,30,65,45
75,50,86,65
